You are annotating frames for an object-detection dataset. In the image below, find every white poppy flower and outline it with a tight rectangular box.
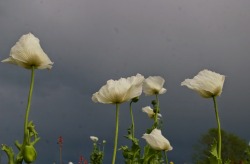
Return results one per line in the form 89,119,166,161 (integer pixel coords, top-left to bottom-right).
2,33,53,69
68,162,73,164
181,69,225,98
90,136,99,142
142,106,162,118
142,128,173,151
92,74,144,104
143,76,167,96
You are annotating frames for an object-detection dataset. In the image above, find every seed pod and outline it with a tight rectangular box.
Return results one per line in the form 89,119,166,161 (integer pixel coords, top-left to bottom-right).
23,145,37,163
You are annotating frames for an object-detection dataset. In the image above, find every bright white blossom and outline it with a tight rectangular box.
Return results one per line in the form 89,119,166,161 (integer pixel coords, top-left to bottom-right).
90,136,99,142
143,76,166,96
68,162,73,164
142,106,162,118
142,128,173,151
2,33,53,69
92,74,144,104
181,69,225,98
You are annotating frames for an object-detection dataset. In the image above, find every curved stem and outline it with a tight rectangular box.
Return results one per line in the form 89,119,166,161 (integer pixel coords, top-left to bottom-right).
212,96,221,160
1,145,15,164
112,103,120,164
23,66,35,145
129,101,135,139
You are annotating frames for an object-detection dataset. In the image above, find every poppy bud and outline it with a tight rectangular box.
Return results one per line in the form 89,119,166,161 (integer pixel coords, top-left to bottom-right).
23,145,37,163
151,100,157,106
131,97,139,103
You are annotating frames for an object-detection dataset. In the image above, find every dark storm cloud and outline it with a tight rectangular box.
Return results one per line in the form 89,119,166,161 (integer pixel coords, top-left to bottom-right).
0,0,250,163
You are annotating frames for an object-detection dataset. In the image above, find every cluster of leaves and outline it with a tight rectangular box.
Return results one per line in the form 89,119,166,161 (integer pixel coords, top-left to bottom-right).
120,128,141,164
90,141,105,164
120,131,165,164
2,121,40,164
119,99,167,164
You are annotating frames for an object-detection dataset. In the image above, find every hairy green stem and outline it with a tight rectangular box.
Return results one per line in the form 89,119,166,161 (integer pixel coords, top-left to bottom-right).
129,101,135,139
23,66,35,145
112,104,120,164
212,96,221,160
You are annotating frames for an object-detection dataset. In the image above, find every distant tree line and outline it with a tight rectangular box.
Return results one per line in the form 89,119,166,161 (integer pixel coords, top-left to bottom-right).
192,128,250,164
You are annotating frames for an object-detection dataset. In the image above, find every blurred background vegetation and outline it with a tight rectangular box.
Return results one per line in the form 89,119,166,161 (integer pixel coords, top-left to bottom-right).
193,128,250,164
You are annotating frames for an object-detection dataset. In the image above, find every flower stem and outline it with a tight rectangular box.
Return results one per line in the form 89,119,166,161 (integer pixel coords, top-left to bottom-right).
112,103,120,164
163,150,169,164
102,143,105,155
129,101,135,139
212,96,221,160
23,66,35,145
59,145,62,164
154,94,159,126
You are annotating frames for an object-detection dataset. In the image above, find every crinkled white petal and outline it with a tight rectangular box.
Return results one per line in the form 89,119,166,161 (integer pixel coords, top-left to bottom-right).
123,74,144,101
91,92,99,103
2,33,53,69
92,74,144,104
142,106,155,118
143,76,167,96
127,73,145,86
98,79,129,103
181,69,225,98
142,106,162,119
142,129,173,151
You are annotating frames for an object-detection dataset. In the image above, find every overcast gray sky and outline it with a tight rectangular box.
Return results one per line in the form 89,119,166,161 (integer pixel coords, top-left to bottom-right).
1,0,250,163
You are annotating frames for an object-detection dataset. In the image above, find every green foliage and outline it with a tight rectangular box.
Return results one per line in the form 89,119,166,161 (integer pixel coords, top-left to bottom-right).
1,120,40,164
120,127,141,164
140,145,164,164
90,141,105,164
120,95,170,164
193,128,249,164
208,140,222,164
120,121,167,164
120,140,165,164
243,147,250,163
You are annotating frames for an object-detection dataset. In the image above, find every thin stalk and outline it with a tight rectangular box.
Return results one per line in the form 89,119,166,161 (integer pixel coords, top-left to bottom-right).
212,96,221,160
154,94,159,126
163,151,169,164
59,145,62,164
129,101,135,139
23,66,35,145
112,103,120,164
102,143,105,156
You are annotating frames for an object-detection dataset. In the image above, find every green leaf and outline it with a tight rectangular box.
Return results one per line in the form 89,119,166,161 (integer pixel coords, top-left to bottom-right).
208,140,222,164
210,140,218,158
141,145,163,164
120,137,141,163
